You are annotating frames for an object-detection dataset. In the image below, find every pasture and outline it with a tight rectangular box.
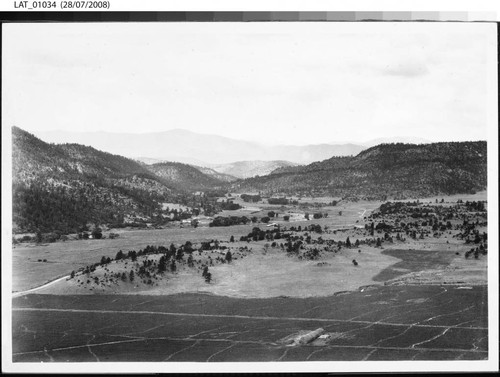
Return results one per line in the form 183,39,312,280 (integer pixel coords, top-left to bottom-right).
12,197,377,293
27,243,402,297
13,224,267,292
12,284,488,362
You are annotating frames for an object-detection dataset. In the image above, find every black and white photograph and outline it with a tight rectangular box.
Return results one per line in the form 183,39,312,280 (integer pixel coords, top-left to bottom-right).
1,7,498,374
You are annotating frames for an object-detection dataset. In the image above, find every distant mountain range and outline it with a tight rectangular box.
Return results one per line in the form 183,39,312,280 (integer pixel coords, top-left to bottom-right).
232,141,487,200
34,129,366,165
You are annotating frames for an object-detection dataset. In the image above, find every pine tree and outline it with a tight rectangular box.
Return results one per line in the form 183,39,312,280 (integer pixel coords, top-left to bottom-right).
176,248,184,261
202,266,209,278
205,272,212,283
158,256,167,273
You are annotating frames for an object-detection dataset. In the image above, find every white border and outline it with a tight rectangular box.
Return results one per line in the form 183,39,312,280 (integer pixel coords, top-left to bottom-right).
2,3,499,375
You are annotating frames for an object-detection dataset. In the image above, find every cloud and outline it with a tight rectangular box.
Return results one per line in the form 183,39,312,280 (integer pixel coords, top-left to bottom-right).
3,22,493,145
382,59,430,78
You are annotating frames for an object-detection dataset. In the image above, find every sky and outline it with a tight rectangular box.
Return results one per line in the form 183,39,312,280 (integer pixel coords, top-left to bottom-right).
2,22,496,146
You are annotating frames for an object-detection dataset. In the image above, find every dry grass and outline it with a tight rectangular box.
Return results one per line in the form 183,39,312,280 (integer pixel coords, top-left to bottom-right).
32,241,401,298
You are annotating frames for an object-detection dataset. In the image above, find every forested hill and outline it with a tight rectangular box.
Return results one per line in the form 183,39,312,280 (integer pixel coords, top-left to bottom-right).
208,160,300,179
232,141,487,200
11,127,225,235
146,162,228,192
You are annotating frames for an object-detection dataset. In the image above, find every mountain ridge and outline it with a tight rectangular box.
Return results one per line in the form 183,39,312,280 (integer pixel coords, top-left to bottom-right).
232,141,487,200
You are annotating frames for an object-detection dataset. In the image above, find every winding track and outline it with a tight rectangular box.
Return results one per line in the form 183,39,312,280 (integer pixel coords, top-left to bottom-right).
12,275,70,298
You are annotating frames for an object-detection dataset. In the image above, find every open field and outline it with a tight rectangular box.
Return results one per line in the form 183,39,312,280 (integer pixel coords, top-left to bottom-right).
21,244,403,297
18,236,487,298
12,284,488,362
12,224,269,292
12,197,380,293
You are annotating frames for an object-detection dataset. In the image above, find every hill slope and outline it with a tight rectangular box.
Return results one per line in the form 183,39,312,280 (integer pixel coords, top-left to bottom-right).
209,160,301,179
145,162,227,191
12,127,178,234
189,165,238,182
232,142,487,199
11,127,226,235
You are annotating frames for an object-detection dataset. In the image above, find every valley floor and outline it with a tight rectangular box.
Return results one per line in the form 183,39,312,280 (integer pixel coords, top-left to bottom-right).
17,240,487,298
9,192,491,364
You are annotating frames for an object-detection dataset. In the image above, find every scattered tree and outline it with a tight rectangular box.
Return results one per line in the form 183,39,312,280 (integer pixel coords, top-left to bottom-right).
205,272,212,283
158,255,167,273
91,226,103,239
346,237,352,248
